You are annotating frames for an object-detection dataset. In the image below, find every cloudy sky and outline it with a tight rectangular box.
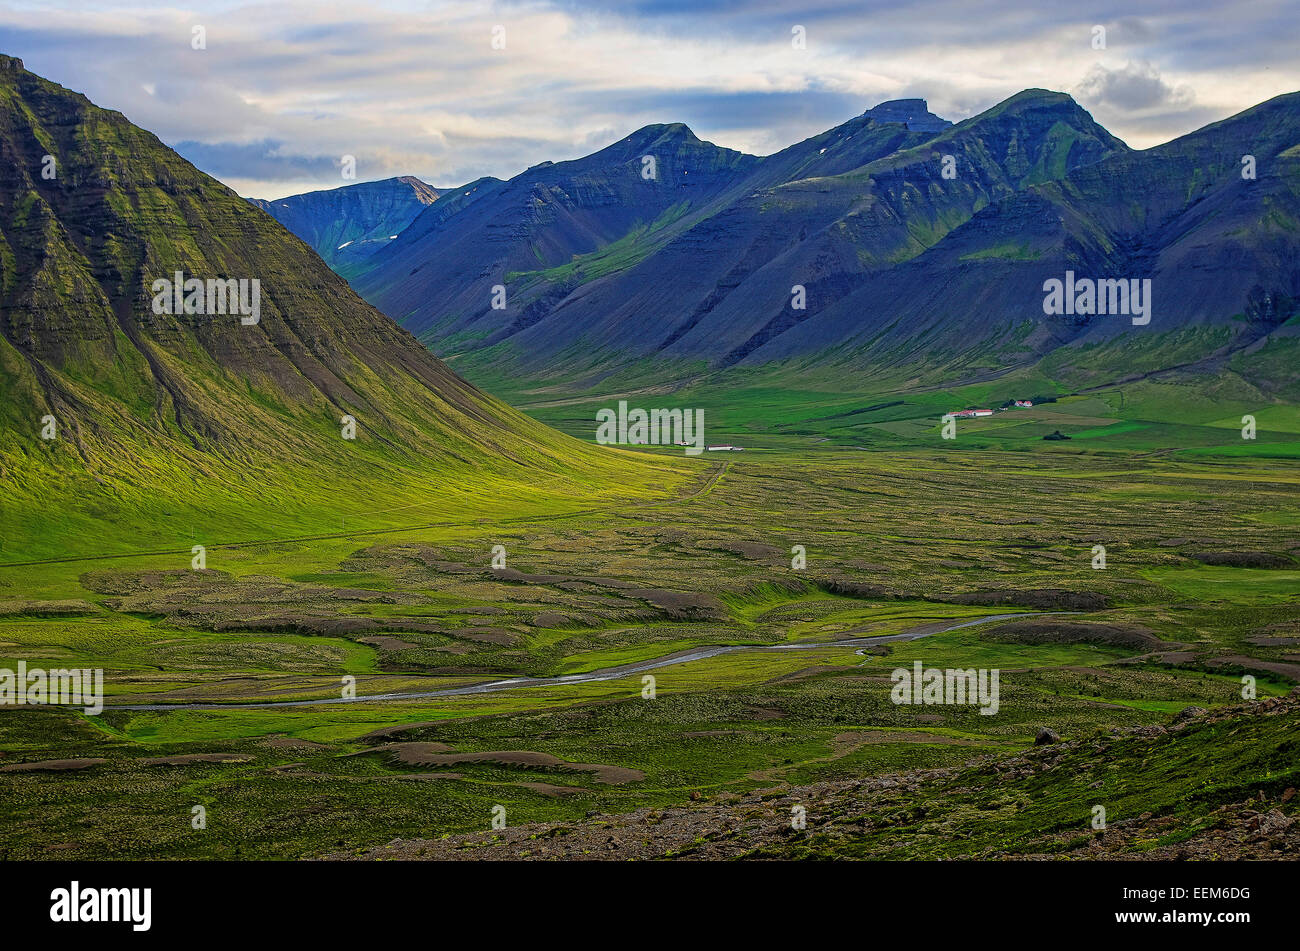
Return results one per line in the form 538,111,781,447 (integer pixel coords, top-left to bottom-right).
1,0,1296,199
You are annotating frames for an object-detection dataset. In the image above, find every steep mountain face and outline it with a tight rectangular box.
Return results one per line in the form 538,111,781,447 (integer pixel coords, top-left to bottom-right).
250,176,439,275
350,123,761,347
757,91,1300,385
0,55,619,493
347,101,947,359
531,90,1127,371
471,107,942,371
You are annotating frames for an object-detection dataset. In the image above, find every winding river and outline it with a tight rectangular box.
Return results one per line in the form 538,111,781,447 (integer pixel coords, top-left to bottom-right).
113,611,1064,711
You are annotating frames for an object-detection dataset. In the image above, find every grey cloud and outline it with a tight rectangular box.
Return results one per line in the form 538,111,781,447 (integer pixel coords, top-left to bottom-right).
1075,60,1194,111
1111,17,1157,43
172,140,345,182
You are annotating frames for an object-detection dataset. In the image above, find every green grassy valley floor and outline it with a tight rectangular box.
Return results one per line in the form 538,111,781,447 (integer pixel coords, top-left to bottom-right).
458,332,1300,459
1,448,1298,859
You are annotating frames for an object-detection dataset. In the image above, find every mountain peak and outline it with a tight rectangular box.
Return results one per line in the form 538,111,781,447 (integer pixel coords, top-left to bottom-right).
863,98,951,133
249,175,441,271
575,121,757,173
963,88,1129,155
998,88,1076,110
635,122,700,145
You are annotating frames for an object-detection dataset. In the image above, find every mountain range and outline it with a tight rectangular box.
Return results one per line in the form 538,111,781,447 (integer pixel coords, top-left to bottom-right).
265,89,1300,398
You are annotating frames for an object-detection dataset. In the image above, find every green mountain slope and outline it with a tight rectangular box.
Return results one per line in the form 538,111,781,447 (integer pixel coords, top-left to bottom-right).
759,91,1300,388
0,55,679,562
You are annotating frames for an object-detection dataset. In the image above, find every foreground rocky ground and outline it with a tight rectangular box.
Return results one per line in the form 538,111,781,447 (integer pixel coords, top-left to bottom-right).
328,694,1300,861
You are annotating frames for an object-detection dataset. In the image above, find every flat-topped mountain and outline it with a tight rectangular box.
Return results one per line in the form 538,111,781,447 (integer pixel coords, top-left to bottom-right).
862,98,952,132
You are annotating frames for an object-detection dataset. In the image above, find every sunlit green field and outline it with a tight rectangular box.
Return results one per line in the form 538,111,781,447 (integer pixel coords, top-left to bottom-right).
466,335,1300,461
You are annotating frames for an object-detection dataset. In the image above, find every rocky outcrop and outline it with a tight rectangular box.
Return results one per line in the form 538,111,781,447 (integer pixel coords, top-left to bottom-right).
863,98,952,132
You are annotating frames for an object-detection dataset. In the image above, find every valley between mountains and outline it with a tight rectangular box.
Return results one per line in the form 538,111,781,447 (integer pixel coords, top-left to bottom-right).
0,55,1297,861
